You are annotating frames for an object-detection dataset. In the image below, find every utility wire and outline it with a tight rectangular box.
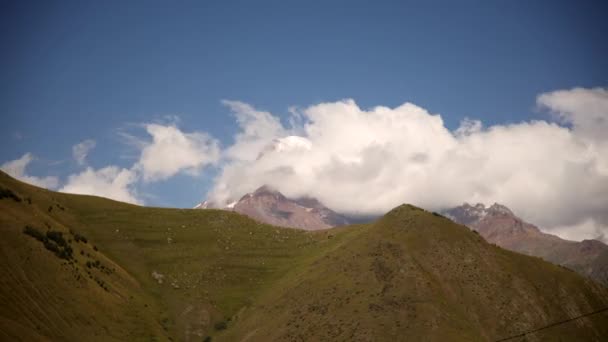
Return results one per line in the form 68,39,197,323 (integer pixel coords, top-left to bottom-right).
494,306,608,341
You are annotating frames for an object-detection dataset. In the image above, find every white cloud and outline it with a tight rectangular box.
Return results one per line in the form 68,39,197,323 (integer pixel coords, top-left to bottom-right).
136,123,221,182
1,153,59,189
455,117,483,137
60,166,140,204
4,90,606,242
207,88,608,242
59,122,220,204
538,87,608,142
222,100,288,161
551,219,608,244
72,139,96,165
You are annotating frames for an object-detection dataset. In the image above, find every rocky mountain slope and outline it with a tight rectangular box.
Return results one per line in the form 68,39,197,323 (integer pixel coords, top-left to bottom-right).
444,203,608,285
196,185,351,230
2,171,608,341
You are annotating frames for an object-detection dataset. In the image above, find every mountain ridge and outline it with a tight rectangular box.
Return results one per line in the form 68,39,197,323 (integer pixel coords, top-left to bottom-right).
2,172,608,341
196,185,352,230
444,202,608,285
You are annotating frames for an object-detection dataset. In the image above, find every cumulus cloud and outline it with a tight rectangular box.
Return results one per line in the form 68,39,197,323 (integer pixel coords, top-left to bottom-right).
538,87,608,142
3,89,606,242
136,123,221,182
72,139,96,165
60,166,140,204
57,122,220,204
222,100,288,161
1,153,59,189
207,88,608,242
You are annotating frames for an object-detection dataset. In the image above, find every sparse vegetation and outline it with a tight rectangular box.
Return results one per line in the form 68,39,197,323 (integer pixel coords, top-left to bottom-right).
46,231,67,247
432,211,446,218
214,321,227,331
23,226,73,260
73,232,88,243
23,225,45,241
0,187,21,202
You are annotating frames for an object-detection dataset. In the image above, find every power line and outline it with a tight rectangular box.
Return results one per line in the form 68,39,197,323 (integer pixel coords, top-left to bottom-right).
495,306,608,341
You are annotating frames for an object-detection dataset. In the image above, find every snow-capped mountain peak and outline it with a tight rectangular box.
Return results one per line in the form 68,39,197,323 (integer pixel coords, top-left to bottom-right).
256,136,312,160
488,203,513,215
445,202,515,225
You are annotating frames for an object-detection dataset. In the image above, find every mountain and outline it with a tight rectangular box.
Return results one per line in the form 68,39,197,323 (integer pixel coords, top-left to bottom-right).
197,185,351,230
220,205,608,341
444,203,608,285
2,171,608,341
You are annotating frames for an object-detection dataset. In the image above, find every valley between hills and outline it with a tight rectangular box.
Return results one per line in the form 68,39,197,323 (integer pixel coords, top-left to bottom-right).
1,170,608,341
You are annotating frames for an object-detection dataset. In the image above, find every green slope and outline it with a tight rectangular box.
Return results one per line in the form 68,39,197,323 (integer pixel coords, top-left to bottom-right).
218,206,608,341
0,174,169,341
1,171,608,341
0,172,364,341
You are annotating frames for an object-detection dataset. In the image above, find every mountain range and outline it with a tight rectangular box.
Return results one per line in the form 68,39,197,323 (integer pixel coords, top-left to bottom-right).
197,189,608,287
2,171,608,341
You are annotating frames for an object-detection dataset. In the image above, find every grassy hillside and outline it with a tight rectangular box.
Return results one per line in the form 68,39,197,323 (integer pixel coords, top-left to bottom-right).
0,172,365,341
1,171,608,341
0,174,169,341
219,206,608,341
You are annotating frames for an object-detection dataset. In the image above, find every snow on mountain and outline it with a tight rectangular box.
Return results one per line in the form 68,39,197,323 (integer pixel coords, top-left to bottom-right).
193,199,237,210
256,136,312,160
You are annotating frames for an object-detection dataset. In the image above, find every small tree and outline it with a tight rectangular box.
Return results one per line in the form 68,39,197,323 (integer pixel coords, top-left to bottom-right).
214,321,227,331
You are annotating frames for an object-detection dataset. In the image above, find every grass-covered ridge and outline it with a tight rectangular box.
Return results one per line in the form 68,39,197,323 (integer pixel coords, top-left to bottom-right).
1,172,607,341
0,171,365,341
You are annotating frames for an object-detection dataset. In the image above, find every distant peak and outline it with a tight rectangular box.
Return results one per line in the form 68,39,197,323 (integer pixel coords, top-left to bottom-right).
231,185,351,230
454,202,515,217
488,203,513,215
236,185,288,202
194,199,238,210
256,136,312,160
193,200,212,209
252,185,282,196
443,202,517,226
462,202,486,210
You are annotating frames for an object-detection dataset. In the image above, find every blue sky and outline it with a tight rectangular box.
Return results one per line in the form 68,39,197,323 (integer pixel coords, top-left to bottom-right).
1,0,607,210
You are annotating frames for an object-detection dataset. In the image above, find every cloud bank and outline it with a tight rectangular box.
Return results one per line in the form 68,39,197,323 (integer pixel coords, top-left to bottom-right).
3,87,606,242
207,87,608,242
3,123,219,205
1,153,59,189
136,123,220,182
60,123,220,204
60,166,140,204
